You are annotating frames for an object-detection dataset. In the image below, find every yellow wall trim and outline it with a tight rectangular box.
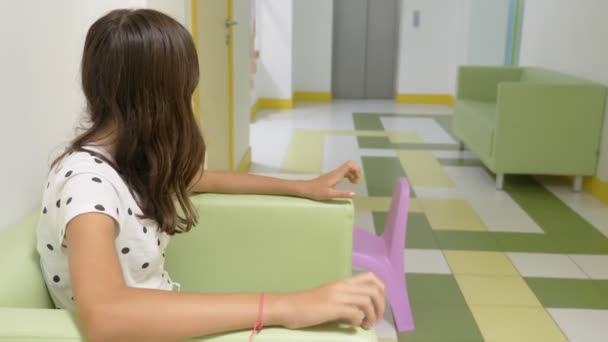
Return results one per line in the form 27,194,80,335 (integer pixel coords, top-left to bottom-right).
294,92,332,102
396,94,455,106
258,98,294,109
227,0,235,171
250,99,261,121
190,0,201,127
584,176,608,204
236,147,252,173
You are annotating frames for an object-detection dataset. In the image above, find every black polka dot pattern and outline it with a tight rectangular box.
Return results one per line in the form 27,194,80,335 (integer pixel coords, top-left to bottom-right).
66,197,72,205
53,275,60,283
157,239,160,246
92,177,102,183
42,207,47,214
46,182,50,189
162,252,165,258
128,208,133,216
121,247,130,254
64,170,73,178
143,226,147,234
56,199,61,208
142,262,149,269
94,204,105,211
46,243,53,251
116,208,119,215
94,158,103,164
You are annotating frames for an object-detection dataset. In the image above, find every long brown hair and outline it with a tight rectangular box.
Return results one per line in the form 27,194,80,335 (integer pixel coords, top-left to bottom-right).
55,9,205,235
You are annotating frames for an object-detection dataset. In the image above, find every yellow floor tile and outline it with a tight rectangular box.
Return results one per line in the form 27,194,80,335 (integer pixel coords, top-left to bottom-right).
409,199,423,213
443,251,519,276
470,306,568,342
421,199,486,231
324,130,421,144
353,196,423,213
282,130,324,174
353,196,392,212
397,150,454,187
455,275,542,307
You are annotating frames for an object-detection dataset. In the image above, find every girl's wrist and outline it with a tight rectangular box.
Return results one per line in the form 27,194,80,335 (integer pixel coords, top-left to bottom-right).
264,292,292,327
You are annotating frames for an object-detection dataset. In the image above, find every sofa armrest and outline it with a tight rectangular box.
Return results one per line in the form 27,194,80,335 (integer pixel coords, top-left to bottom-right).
0,308,376,342
166,194,354,293
494,82,606,174
456,66,522,102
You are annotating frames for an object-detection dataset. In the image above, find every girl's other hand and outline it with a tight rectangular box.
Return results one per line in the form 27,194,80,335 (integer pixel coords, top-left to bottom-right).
301,161,362,200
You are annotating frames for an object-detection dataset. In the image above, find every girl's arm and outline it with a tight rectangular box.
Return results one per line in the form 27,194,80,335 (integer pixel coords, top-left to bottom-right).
190,161,362,200
68,213,385,342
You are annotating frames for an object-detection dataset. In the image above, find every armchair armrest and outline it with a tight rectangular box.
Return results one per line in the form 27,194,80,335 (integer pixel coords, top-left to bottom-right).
0,308,377,342
166,193,354,293
493,82,606,174
456,66,522,102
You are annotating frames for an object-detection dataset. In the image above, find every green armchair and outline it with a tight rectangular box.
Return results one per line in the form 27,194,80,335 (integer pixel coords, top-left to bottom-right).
453,66,606,190
0,194,377,341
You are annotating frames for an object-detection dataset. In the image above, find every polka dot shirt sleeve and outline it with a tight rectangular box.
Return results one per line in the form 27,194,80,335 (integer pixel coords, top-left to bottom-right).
55,172,121,242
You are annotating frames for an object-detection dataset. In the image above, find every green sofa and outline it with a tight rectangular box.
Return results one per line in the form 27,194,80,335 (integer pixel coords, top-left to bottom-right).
0,193,377,341
453,66,606,190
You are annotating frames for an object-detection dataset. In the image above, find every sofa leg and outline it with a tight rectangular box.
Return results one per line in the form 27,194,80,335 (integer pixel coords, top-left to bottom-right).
573,176,583,192
496,173,504,190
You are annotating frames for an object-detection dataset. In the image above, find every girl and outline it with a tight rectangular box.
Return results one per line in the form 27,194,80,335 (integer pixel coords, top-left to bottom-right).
36,8,385,342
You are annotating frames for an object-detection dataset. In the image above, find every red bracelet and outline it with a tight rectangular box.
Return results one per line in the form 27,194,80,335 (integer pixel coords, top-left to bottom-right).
249,293,265,342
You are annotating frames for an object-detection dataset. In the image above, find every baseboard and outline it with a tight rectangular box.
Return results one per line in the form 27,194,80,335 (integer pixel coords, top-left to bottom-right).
584,176,608,204
258,98,294,109
294,92,332,102
250,99,261,121
395,94,455,106
236,147,252,173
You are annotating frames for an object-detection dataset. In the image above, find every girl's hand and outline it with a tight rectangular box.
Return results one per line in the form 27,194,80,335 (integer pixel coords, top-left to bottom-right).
279,272,386,330
301,161,362,200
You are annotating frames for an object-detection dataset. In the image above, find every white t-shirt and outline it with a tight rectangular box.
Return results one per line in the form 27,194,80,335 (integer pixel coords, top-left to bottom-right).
36,145,173,311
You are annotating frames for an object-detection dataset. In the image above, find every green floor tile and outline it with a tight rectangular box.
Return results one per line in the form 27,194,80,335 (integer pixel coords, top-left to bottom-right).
593,280,608,296
437,158,484,167
407,274,467,306
398,302,483,342
362,156,406,197
392,143,460,150
353,114,384,131
373,212,438,249
398,274,483,342
433,231,501,251
357,136,393,149
494,233,561,253
525,278,608,309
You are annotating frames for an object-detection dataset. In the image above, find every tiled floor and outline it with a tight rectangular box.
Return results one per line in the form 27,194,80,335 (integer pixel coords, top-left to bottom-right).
250,100,608,342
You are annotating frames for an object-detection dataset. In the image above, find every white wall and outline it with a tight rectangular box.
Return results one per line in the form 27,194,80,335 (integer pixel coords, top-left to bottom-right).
293,0,333,93
232,0,252,166
396,0,471,95
146,0,188,26
466,0,510,66
0,0,147,230
519,0,608,182
255,0,293,100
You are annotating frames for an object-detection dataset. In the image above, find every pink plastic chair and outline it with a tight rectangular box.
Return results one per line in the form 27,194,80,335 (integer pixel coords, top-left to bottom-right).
353,177,414,332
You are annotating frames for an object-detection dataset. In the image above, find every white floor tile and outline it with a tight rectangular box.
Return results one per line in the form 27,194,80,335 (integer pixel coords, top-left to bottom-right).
569,255,608,279
444,166,544,233
507,253,588,279
380,117,456,144
548,308,608,342
431,150,478,160
374,308,398,340
412,186,463,199
545,184,608,238
355,211,375,233
405,249,452,274
358,148,398,157
323,135,362,173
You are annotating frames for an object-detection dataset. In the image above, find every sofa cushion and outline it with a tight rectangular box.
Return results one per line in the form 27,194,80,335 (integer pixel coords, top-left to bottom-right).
454,100,497,161
0,212,54,308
